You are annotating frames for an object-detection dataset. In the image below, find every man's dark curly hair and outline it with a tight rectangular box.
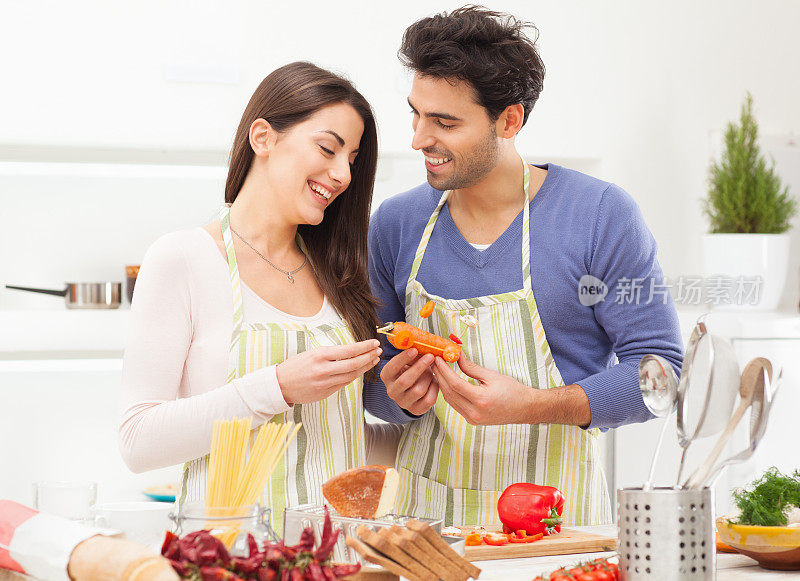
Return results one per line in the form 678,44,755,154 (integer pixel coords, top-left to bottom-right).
399,5,545,126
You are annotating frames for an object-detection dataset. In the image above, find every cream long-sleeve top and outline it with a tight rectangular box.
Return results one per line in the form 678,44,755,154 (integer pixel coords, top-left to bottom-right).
118,227,343,473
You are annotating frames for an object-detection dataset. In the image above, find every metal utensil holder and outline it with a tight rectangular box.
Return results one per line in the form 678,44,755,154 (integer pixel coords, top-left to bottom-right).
283,504,443,565
618,487,715,581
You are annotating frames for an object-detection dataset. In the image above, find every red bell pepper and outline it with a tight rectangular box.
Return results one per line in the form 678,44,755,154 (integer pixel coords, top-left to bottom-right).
496,483,565,536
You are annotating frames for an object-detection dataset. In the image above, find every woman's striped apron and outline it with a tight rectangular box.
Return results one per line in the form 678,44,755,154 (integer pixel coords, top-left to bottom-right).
394,160,611,527
177,205,366,534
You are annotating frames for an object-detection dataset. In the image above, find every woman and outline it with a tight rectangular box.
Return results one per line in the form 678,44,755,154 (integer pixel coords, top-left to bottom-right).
119,62,385,532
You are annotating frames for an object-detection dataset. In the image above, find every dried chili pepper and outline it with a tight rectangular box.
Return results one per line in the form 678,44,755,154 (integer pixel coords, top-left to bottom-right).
330,564,361,577
297,527,316,552
313,506,340,561
257,568,278,581
304,561,326,581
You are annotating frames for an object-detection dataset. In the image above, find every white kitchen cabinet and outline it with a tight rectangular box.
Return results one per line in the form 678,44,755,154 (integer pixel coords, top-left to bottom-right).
0,359,178,507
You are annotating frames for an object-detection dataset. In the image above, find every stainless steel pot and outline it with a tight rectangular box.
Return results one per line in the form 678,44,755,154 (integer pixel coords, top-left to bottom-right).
6,282,122,309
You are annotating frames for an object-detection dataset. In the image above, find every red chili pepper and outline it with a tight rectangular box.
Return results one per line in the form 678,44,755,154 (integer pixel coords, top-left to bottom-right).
305,561,326,581
257,568,278,581
199,566,243,581
330,564,361,577
448,334,462,344
313,505,340,562
296,526,316,552
161,531,180,560
483,532,510,546
496,483,565,536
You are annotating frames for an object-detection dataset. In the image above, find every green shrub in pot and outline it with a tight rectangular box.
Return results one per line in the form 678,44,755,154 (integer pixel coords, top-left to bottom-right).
701,93,798,310
703,93,797,233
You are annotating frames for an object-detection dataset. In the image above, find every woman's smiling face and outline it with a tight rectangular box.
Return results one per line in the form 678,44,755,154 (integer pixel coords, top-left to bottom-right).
263,102,364,226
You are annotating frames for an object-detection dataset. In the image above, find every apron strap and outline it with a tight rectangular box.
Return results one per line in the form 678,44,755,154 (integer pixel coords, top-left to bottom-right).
219,205,245,371
408,159,533,292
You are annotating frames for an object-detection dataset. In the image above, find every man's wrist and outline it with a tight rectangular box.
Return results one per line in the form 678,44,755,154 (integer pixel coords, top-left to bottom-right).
524,384,591,428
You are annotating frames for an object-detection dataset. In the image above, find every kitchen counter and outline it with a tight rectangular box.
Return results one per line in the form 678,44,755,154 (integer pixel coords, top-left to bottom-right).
472,526,800,580
2,526,796,580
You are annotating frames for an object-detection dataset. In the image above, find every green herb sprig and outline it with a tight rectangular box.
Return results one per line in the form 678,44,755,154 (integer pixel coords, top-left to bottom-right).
731,467,800,526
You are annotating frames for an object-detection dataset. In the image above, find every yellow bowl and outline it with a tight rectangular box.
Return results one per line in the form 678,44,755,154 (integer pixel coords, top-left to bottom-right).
716,517,800,570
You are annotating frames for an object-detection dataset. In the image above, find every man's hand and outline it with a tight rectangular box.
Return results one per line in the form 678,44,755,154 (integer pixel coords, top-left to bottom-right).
434,355,592,427
433,355,535,425
380,348,440,415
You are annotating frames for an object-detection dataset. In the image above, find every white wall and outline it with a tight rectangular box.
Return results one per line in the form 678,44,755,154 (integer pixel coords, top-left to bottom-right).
2,0,799,297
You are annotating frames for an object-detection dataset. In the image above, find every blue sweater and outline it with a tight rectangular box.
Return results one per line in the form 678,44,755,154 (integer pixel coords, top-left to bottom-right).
362,164,684,430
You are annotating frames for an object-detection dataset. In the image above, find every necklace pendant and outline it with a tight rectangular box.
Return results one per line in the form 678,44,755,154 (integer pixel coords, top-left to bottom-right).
287,273,295,283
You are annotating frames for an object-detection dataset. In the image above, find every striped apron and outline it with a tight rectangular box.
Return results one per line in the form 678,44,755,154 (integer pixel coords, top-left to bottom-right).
394,160,611,527
177,205,366,534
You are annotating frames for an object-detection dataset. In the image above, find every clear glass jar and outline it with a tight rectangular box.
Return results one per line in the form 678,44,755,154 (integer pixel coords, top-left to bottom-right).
169,502,279,554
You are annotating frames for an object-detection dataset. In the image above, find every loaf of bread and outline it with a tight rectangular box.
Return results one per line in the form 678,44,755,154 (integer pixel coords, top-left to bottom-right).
321,465,399,519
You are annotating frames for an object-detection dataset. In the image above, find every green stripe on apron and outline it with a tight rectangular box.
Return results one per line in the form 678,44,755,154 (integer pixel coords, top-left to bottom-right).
395,159,611,526
176,205,366,534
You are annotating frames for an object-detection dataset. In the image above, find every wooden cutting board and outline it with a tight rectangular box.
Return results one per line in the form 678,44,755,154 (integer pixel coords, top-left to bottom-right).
462,527,617,561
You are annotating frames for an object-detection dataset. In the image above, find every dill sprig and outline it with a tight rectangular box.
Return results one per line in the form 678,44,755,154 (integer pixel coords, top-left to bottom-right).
731,467,800,526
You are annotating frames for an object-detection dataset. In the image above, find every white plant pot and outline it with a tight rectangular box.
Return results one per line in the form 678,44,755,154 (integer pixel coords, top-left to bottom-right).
702,233,790,310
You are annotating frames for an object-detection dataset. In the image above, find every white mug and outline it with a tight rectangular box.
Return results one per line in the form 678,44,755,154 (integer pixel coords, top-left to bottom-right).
93,501,172,550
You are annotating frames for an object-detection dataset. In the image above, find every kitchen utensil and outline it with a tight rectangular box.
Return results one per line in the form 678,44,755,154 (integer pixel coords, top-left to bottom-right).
684,358,771,489
638,354,679,490
125,265,140,304
704,366,781,489
618,487,714,580
6,282,122,309
673,316,707,483
32,481,97,524
675,330,740,486
94,501,172,551
283,504,441,565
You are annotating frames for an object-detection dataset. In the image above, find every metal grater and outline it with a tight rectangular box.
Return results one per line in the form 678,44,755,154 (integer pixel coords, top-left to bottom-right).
283,504,449,565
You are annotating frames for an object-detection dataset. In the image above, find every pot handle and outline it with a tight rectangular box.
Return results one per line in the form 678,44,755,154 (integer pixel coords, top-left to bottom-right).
5,285,68,297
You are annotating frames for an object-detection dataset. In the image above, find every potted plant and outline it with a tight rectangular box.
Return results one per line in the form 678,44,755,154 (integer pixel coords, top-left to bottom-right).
702,93,797,310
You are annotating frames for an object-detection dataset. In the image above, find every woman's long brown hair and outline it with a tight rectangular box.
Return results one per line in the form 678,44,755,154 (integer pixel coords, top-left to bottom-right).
225,62,380,376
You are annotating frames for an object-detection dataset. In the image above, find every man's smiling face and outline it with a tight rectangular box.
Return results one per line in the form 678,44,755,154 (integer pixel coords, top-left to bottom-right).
408,74,501,191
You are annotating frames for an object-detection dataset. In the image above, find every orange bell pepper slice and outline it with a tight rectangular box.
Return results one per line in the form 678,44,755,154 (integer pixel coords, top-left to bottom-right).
465,533,482,546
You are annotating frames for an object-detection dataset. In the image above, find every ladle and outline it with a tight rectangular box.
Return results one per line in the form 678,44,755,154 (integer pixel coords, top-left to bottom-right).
638,354,679,490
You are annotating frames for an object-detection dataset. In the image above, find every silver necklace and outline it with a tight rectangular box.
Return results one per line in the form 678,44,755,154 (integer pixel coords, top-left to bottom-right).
230,225,308,283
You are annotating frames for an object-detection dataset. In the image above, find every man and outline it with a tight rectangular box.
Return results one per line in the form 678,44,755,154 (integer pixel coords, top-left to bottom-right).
366,6,683,526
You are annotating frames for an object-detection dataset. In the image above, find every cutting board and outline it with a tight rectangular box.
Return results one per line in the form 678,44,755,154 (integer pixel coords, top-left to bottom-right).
463,527,617,561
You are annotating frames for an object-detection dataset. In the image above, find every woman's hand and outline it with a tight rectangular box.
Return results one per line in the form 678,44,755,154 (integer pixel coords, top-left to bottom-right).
276,339,381,405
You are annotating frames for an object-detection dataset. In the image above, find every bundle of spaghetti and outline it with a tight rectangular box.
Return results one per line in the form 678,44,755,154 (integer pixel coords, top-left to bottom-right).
204,417,301,546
